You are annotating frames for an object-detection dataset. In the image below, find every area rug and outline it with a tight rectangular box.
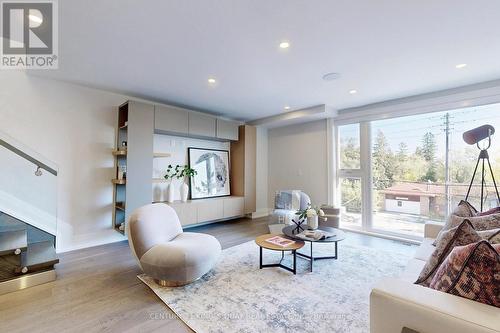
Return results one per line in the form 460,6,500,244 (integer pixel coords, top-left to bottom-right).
138,239,412,333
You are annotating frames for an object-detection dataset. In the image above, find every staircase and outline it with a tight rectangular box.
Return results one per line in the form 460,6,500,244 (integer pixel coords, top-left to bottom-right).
0,132,59,294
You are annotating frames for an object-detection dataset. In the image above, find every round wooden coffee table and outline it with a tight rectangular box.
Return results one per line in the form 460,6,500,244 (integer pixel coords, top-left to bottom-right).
255,234,305,275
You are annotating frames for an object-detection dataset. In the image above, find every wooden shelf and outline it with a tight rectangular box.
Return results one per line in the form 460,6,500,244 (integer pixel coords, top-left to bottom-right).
115,202,125,211
153,152,171,158
112,149,127,156
112,179,126,185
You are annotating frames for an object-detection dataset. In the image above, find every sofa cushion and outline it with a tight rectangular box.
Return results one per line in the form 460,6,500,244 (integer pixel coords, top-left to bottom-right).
416,220,481,286
429,241,500,308
414,238,436,261
400,258,426,282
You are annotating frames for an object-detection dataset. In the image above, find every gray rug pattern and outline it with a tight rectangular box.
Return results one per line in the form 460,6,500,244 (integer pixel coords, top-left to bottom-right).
139,239,412,333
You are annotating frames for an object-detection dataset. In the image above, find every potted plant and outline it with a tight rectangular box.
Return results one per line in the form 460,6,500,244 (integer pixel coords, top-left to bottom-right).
177,165,197,202
164,164,180,203
295,204,325,229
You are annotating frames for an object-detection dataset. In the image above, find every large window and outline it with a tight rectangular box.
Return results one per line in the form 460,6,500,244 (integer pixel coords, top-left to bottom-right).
336,103,500,239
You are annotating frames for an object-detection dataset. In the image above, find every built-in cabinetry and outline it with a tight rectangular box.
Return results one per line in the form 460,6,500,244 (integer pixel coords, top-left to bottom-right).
154,104,240,141
112,100,255,235
169,196,245,227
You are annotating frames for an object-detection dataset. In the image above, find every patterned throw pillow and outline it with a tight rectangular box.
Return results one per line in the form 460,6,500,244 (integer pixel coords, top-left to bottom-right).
477,229,500,244
416,220,481,287
429,241,500,308
433,202,500,246
478,206,500,216
275,191,292,209
433,201,477,245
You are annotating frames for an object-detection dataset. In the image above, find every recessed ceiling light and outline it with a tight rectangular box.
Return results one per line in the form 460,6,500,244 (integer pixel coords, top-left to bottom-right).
279,41,290,49
349,89,357,94
455,63,467,69
284,106,291,110
207,78,216,84
322,72,341,81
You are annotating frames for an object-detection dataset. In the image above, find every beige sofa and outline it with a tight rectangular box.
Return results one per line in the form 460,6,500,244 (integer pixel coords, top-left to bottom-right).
370,222,500,333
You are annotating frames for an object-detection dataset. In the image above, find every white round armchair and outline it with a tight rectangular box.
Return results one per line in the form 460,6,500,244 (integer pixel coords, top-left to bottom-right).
127,203,221,286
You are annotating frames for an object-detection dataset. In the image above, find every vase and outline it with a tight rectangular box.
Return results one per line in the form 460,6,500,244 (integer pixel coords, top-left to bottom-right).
180,182,189,202
166,182,175,203
307,216,319,229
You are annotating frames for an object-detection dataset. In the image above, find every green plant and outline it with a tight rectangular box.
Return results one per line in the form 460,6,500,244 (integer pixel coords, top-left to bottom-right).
164,164,197,182
177,165,197,181
164,164,181,181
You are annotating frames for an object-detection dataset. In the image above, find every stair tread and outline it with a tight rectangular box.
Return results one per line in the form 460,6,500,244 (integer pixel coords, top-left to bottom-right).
0,229,27,253
24,241,58,268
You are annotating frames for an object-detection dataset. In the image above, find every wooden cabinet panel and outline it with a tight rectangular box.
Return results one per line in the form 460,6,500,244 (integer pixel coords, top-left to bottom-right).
197,199,223,223
223,197,245,218
154,105,189,134
216,119,239,141
188,112,216,137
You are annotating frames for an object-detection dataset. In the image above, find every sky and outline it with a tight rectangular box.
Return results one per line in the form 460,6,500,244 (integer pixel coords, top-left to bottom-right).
340,102,500,159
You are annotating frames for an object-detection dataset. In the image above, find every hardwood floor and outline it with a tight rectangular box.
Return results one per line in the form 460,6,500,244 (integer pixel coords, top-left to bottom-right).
0,217,415,333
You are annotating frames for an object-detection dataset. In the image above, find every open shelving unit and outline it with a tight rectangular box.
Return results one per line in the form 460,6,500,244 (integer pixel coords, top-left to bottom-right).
111,99,256,236
112,102,128,234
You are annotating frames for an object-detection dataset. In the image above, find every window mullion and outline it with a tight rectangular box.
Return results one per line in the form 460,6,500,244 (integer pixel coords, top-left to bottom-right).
360,122,372,231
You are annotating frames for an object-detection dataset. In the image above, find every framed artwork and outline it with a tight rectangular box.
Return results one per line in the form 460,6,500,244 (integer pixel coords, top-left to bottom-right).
188,147,230,199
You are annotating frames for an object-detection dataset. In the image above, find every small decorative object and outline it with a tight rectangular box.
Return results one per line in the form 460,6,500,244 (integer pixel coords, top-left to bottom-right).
177,165,197,202
291,218,306,231
164,164,179,203
295,204,325,230
121,141,127,148
117,165,127,180
188,148,230,199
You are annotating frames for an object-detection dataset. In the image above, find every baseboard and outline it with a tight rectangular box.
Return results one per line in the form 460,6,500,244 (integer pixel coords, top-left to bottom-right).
251,208,270,219
56,230,126,253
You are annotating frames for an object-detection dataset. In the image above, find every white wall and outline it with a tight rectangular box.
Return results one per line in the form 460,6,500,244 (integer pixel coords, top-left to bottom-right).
268,120,329,208
0,72,127,252
254,126,269,217
152,134,230,202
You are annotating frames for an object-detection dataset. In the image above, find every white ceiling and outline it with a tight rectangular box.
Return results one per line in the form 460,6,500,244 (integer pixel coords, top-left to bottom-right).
33,0,500,121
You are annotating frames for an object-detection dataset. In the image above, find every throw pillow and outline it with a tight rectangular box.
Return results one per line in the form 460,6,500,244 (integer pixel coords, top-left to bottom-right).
478,229,500,244
291,190,301,211
478,206,500,216
416,220,481,287
429,241,500,308
433,201,478,245
275,191,292,209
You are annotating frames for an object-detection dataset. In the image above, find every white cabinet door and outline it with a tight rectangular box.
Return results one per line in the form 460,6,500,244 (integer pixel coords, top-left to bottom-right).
216,119,239,141
223,197,245,218
188,112,216,138
169,202,198,226
197,199,224,223
155,105,189,134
